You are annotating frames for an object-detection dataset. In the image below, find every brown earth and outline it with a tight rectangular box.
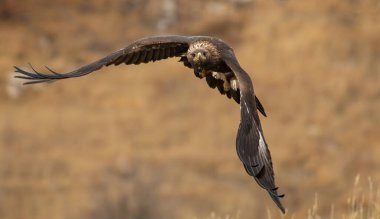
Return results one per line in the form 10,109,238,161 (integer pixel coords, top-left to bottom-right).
0,0,379,218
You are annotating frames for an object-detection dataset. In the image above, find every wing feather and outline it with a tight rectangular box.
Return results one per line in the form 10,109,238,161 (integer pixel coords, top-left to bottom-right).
160,47,167,59
144,49,154,63
136,50,147,64
205,74,217,88
165,47,171,58
231,89,240,104
169,47,177,57
221,49,285,213
131,52,141,64
14,35,192,84
112,54,126,66
152,49,160,62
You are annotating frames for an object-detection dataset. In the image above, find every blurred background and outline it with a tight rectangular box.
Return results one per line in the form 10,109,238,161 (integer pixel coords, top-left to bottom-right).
0,0,379,218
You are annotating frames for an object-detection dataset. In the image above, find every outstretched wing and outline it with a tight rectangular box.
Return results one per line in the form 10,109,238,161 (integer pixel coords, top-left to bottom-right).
221,49,285,213
14,35,192,84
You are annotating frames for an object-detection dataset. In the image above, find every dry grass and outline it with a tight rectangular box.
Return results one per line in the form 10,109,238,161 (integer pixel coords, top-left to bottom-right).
305,175,380,219
0,0,379,219
200,175,380,219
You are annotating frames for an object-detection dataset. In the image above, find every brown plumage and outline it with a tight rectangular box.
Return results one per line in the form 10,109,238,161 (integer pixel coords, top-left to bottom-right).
14,35,284,213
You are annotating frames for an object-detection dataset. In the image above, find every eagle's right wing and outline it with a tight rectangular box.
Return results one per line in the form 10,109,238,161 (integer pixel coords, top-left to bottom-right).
14,35,192,84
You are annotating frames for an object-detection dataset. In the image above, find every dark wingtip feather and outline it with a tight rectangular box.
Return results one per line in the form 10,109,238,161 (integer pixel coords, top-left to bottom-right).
246,165,285,213
255,96,267,117
23,79,55,85
249,167,285,213
44,65,63,76
14,65,56,85
268,192,286,214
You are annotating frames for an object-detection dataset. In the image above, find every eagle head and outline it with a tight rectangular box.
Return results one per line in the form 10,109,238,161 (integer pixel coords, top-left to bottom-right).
187,48,210,68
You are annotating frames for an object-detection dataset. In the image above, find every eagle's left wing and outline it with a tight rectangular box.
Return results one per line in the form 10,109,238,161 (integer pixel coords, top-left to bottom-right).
221,49,285,213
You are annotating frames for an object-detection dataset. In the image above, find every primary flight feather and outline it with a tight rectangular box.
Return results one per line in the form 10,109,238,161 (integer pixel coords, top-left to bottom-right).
14,35,285,213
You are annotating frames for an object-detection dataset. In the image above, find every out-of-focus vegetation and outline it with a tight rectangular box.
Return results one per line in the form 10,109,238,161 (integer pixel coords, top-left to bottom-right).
0,0,379,218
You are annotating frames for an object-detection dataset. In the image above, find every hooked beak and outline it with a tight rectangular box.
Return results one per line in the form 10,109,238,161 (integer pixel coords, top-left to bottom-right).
194,52,206,64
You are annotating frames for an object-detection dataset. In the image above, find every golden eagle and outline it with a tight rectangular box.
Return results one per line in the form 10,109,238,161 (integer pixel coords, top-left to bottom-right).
14,35,285,213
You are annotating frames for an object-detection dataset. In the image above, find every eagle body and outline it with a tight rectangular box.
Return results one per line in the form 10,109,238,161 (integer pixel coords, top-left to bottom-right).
14,35,285,213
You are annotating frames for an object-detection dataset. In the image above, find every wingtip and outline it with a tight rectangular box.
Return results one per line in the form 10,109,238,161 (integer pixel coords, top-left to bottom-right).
268,190,286,214
14,65,23,73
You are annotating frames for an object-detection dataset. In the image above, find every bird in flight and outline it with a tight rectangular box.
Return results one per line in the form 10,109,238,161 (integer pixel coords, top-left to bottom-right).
14,35,285,213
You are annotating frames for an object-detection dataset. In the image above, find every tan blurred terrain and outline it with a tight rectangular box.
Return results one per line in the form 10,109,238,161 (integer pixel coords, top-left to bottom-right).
0,0,379,218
